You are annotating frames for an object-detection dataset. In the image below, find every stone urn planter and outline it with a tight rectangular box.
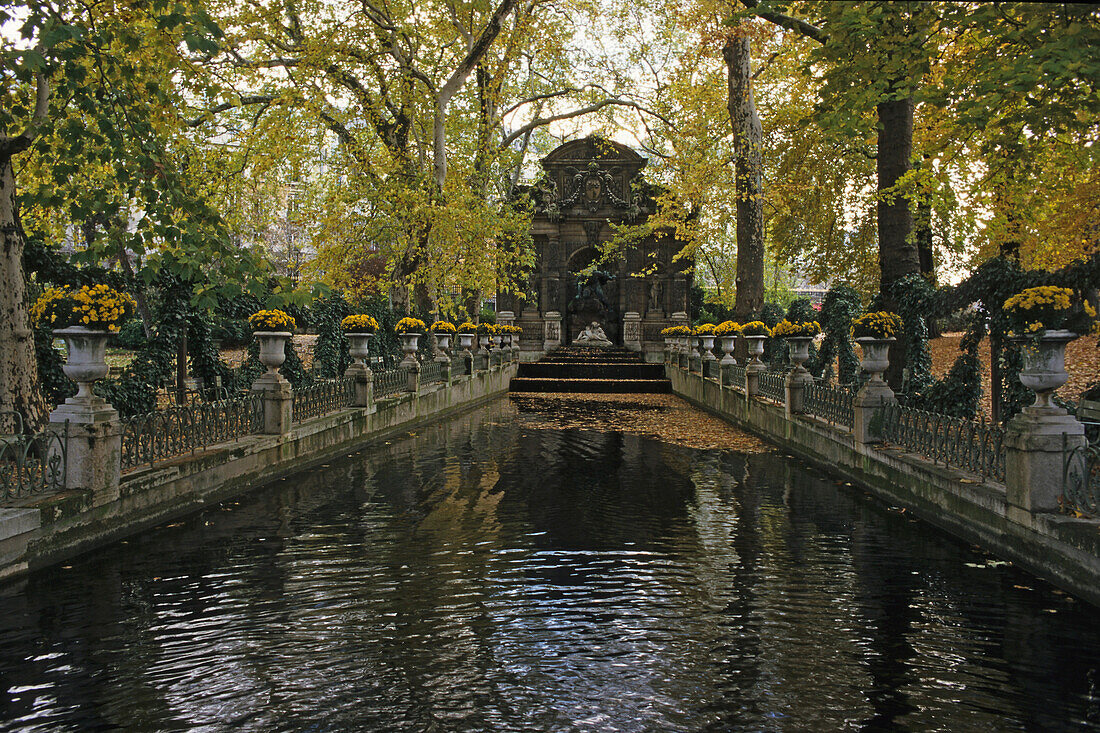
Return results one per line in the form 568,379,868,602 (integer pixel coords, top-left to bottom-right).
253,330,292,374
55,327,112,400
786,336,813,376
718,336,738,366
745,335,766,366
433,333,452,360
855,337,894,384
346,332,373,366
478,334,492,354
1013,329,1076,409
700,335,717,361
457,332,475,353
493,334,504,352
399,332,421,367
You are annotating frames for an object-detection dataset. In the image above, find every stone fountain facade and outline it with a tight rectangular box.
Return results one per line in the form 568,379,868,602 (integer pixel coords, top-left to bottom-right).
500,137,693,361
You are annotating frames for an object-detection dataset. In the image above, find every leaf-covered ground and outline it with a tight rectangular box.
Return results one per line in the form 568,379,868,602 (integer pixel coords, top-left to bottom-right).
510,393,772,453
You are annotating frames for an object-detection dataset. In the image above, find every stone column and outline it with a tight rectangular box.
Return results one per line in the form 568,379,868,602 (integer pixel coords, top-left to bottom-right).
49,396,121,506
344,362,374,408
1005,406,1086,520
745,362,764,399
671,312,688,369
544,310,562,352
623,311,642,352
852,380,894,445
785,371,813,417
405,362,421,393
252,372,293,435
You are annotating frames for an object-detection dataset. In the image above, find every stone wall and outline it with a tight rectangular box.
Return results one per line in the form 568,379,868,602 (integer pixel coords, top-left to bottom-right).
668,366,1100,607
0,365,516,581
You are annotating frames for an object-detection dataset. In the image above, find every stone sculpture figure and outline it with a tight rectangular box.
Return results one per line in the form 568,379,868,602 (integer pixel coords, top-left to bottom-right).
574,321,612,347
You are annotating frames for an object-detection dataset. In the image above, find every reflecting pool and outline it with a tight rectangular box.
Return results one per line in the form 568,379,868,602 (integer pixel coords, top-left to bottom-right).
0,396,1098,731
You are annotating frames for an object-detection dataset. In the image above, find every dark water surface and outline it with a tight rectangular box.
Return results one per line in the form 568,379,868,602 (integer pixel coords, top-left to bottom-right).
1,397,1099,732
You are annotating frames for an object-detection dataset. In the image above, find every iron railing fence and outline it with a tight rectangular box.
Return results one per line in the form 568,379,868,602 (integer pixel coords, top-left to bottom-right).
758,370,786,403
804,382,854,429
374,368,407,398
0,416,67,500
1063,425,1100,516
729,364,746,390
293,378,353,423
420,360,443,385
880,402,1006,482
121,394,264,471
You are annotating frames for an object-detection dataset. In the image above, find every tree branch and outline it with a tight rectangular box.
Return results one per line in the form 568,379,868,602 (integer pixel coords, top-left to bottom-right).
0,71,49,157
739,0,827,44
186,94,278,127
498,98,672,151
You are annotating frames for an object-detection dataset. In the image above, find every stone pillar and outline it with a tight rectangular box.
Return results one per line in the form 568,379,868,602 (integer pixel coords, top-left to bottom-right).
745,362,764,399
252,372,293,435
498,310,515,327
405,362,421,393
785,371,813,416
49,396,121,506
623,311,642,352
544,310,562,352
1005,407,1087,519
853,380,895,445
344,362,374,408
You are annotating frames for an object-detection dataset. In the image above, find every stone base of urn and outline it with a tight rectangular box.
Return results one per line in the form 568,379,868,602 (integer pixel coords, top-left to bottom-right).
50,400,121,507
344,362,375,410
252,373,293,435
1005,407,1087,521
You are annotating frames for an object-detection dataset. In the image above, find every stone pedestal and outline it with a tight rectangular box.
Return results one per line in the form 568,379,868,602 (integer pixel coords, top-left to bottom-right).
498,311,515,327
785,371,814,416
344,362,374,408
745,363,765,398
543,311,562,352
623,311,642,352
853,381,895,444
1005,407,1087,518
252,372,293,435
49,396,121,506
405,362,421,392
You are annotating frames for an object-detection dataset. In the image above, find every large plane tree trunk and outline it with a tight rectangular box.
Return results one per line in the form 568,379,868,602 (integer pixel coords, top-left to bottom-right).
725,34,765,321
0,154,48,432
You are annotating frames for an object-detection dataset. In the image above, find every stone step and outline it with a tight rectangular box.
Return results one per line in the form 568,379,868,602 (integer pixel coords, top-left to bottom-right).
509,377,671,393
518,363,666,379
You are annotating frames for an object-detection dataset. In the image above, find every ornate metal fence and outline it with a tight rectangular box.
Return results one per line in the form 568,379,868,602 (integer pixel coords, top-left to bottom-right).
374,368,407,398
293,378,352,423
420,359,443,385
0,418,67,499
804,382,854,429
1063,430,1100,516
729,364,746,391
121,394,264,471
880,403,1006,482
758,370,786,403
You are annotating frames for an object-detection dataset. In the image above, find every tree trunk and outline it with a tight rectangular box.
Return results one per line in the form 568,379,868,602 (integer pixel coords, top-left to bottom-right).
876,95,920,289
724,34,765,321
0,156,48,432
876,96,920,390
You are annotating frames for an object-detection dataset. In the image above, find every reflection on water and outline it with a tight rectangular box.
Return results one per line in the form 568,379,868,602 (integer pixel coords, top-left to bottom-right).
0,397,1098,731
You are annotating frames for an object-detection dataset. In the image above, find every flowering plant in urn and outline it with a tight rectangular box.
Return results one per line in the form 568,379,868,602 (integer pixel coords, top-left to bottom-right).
772,319,820,338
740,321,771,337
249,309,296,332
457,321,477,334
33,284,136,332
341,314,379,333
430,321,456,334
394,317,426,334
714,321,742,337
851,312,902,340
1003,286,1093,341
